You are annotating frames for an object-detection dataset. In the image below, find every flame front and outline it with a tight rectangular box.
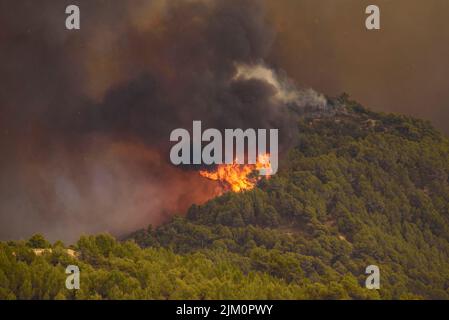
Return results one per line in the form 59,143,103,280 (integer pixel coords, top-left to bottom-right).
199,153,272,193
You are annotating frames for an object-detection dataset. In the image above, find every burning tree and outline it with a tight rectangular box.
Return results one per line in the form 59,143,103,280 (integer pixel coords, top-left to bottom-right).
199,153,272,193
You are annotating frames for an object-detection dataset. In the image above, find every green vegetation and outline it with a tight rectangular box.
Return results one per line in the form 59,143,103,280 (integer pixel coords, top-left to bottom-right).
1,96,448,299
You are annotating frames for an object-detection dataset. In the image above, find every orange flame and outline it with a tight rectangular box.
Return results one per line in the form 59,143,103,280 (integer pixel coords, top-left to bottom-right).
199,153,272,193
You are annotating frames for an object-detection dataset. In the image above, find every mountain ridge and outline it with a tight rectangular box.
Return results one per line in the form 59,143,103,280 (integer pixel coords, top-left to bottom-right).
1,95,448,299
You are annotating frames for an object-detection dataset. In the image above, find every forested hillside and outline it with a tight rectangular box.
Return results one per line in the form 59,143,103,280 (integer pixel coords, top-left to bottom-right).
1,96,449,299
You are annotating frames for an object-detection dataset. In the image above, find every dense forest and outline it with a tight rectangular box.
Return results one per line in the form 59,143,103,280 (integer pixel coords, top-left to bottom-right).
1,95,449,299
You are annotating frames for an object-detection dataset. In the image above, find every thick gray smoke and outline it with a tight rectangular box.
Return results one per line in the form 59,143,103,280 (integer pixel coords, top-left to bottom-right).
0,0,325,242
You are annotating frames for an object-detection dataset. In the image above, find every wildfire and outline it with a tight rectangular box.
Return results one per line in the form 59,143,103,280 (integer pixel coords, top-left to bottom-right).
199,154,272,193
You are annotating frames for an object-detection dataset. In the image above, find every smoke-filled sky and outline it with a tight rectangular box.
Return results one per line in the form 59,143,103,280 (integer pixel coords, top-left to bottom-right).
0,0,447,242
266,0,449,132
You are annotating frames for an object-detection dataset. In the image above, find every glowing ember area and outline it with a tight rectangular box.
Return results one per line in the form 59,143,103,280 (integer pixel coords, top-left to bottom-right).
199,154,272,192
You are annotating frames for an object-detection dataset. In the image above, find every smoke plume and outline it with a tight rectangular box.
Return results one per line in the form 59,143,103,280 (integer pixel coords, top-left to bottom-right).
0,0,325,242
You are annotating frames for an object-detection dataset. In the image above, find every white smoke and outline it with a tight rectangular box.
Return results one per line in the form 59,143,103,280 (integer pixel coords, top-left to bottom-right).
234,63,327,109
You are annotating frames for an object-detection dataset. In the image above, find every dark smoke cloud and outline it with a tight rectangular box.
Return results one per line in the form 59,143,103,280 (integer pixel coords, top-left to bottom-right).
0,0,309,242
1,0,446,242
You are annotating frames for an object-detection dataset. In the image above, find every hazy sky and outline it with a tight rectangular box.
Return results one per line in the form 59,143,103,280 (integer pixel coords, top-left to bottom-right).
267,0,449,133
